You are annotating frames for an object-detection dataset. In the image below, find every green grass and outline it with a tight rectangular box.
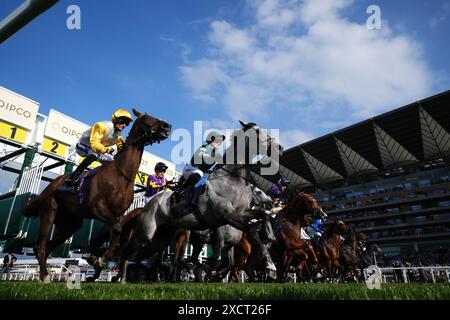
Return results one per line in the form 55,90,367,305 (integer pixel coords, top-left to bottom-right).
1,282,450,300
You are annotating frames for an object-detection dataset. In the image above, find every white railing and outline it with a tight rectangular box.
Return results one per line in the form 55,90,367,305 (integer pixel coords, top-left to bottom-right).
0,263,117,282
371,266,450,284
16,165,43,196
4,165,43,235
125,194,146,214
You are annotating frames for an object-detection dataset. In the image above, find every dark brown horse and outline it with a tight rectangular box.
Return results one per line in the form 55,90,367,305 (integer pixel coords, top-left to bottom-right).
23,109,171,281
319,220,349,280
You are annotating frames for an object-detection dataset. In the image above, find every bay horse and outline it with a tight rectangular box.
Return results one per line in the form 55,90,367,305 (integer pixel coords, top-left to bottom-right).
23,109,171,281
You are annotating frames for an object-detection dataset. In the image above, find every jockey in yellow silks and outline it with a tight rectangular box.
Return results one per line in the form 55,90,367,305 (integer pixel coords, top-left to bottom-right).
65,109,133,186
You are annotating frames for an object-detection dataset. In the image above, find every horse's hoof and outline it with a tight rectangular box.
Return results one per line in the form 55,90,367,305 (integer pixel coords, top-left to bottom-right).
265,261,277,272
96,257,107,269
268,270,277,280
41,275,51,284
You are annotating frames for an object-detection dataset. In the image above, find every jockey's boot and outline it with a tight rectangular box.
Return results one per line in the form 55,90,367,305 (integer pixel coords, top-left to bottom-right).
172,173,202,216
65,154,97,188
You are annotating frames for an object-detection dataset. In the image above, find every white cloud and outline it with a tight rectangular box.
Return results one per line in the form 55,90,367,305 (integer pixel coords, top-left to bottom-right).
181,0,433,139
279,129,315,149
179,59,229,103
430,2,450,29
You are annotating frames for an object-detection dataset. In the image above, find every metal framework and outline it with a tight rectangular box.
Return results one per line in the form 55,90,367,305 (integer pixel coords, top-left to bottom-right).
252,90,450,191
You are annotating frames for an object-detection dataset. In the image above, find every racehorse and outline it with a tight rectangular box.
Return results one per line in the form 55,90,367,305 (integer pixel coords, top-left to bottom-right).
340,230,383,282
270,192,322,282
116,121,283,283
229,192,323,283
170,225,243,282
169,185,274,282
319,220,349,280
23,109,171,281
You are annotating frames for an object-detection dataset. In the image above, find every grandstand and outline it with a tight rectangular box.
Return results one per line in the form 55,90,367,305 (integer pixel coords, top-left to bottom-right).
253,90,450,255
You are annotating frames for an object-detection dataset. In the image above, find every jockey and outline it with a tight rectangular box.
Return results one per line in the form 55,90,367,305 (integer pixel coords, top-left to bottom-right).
267,188,284,216
269,188,283,206
306,216,323,239
66,109,133,186
145,162,172,203
267,177,290,205
179,130,225,207
300,225,311,241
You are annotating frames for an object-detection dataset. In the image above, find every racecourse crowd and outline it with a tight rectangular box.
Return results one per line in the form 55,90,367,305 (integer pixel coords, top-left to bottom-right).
381,249,450,267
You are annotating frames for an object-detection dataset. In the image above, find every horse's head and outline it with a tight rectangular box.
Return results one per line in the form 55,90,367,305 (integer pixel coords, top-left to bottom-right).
250,185,273,210
226,121,283,165
126,108,172,146
287,192,327,219
335,220,349,235
239,120,283,158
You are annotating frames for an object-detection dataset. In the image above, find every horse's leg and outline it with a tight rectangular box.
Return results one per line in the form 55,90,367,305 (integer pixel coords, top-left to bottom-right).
246,224,276,273
170,230,189,282
231,235,251,283
35,200,57,282
208,227,225,270
190,242,205,282
46,215,83,258
276,251,287,283
117,234,152,284
104,217,122,262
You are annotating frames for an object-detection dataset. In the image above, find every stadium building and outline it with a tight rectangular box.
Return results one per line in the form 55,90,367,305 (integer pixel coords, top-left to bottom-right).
252,90,450,255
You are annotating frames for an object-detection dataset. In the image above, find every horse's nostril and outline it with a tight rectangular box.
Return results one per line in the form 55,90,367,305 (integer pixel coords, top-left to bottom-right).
161,123,170,129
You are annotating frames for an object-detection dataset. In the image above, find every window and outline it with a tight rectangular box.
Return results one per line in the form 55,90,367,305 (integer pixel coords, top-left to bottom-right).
419,179,431,188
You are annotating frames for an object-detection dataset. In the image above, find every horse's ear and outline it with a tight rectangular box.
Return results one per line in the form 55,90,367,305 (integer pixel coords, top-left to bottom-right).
239,120,247,128
132,108,141,118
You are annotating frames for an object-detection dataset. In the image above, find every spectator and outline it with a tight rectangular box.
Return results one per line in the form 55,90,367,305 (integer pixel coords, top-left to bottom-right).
1,253,17,279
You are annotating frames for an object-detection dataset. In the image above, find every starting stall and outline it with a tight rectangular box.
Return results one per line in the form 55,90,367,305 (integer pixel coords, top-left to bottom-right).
0,86,179,257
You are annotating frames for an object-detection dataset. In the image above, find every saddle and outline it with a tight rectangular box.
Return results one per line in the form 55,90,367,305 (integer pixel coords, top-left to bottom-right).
171,173,209,209
55,167,101,206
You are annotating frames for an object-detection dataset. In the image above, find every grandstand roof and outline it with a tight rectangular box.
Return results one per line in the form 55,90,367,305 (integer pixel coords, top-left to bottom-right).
255,90,450,191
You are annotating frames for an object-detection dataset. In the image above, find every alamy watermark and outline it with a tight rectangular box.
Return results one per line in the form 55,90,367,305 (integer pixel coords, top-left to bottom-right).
66,5,81,30
365,265,382,290
170,121,281,176
367,5,382,30
66,265,81,290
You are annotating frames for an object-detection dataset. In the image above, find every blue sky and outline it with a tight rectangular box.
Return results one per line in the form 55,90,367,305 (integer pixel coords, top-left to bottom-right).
1,0,450,169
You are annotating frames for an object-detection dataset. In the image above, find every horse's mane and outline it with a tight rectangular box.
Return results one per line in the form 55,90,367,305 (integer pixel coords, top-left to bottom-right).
285,192,313,215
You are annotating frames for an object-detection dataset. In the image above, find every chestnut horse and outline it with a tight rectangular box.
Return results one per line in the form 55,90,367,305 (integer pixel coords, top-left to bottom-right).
319,220,349,280
271,192,323,282
231,192,323,283
23,109,171,281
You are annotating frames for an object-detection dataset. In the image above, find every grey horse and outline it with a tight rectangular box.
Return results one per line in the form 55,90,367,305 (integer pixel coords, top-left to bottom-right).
117,121,282,283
